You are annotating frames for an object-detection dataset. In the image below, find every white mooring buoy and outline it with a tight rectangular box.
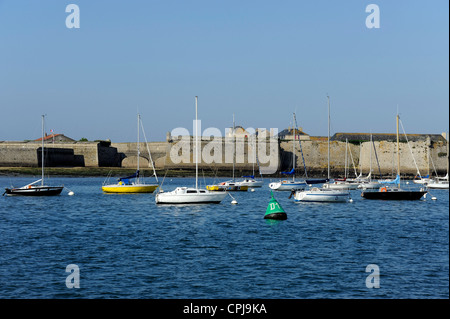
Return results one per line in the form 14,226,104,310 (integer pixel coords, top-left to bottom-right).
229,193,238,205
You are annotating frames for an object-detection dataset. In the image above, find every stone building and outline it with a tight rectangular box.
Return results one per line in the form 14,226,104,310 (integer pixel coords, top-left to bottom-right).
34,133,76,143
277,127,311,141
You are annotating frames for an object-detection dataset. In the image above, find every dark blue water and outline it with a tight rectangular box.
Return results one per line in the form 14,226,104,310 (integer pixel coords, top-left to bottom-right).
0,176,448,299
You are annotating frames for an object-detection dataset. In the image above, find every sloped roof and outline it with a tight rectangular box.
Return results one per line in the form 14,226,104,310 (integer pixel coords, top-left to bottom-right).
35,134,75,142
278,128,309,137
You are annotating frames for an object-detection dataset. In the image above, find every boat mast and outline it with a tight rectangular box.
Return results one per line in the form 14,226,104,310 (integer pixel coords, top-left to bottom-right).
447,132,449,179
427,142,430,177
232,113,235,182
396,113,400,188
369,134,373,182
252,134,255,178
345,138,348,179
41,114,45,186
195,96,198,190
137,113,140,184
292,113,296,182
359,142,362,177
327,96,330,180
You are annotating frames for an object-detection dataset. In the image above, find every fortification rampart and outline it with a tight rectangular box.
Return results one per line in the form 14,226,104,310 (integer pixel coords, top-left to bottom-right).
0,141,120,168
0,135,447,177
282,138,448,177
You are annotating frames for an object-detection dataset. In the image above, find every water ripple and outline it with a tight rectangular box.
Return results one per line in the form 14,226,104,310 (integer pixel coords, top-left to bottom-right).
0,176,448,298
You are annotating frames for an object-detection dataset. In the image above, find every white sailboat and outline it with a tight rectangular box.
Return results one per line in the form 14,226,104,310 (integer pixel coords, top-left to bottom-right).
236,132,263,188
349,142,373,187
426,176,449,189
207,114,249,192
4,115,64,196
294,96,349,202
102,114,159,193
357,134,381,190
413,144,433,184
427,133,449,189
237,178,263,188
155,96,227,204
269,113,307,191
326,139,359,190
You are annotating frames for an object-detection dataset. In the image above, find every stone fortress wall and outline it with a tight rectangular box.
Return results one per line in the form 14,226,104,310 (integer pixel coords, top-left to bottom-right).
0,132,448,177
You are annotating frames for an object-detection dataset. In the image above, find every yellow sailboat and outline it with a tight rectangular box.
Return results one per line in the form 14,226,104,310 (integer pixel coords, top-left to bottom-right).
102,114,159,194
102,171,158,193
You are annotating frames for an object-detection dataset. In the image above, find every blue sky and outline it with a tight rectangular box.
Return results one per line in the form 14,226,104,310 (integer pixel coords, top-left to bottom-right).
0,0,448,142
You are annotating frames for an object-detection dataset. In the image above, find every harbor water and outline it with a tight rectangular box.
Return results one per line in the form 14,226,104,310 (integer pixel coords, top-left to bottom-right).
0,176,448,299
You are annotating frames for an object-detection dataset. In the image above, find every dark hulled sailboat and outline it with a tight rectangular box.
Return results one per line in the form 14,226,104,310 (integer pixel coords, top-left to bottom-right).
3,115,64,197
361,114,427,201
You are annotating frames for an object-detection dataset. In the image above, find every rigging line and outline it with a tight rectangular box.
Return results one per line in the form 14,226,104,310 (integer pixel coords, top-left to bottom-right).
253,135,263,179
347,141,358,177
293,113,308,178
428,146,439,177
158,170,168,193
139,116,158,183
400,119,422,178
371,138,382,178
203,158,220,184
202,169,206,189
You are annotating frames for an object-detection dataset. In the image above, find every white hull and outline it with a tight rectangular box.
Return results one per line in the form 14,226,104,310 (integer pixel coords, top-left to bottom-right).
358,182,381,190
294,188,349,202
426,181,449,189
155,187,227,204
269,181,306,191
413,178,433,185
237,179,263,188
323,182,359,190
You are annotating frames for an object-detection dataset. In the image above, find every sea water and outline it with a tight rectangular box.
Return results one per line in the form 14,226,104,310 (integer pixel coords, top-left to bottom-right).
0,176,448,299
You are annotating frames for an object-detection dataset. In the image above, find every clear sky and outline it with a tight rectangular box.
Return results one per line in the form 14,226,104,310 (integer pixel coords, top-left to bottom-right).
0,0,448,142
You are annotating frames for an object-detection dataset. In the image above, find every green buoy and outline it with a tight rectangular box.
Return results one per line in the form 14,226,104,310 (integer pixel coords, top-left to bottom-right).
264,192,287,220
